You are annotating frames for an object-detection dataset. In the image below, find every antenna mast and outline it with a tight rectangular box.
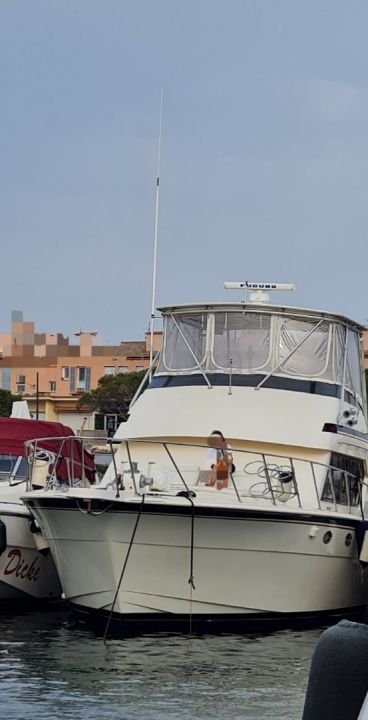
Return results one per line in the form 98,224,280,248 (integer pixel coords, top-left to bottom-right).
149,89,164,379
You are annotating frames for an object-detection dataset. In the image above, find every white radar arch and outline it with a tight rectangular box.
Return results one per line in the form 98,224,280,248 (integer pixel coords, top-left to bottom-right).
224,281,296,304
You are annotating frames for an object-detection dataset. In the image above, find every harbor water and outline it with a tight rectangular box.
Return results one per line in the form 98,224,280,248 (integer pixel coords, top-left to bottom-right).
0,606,324,720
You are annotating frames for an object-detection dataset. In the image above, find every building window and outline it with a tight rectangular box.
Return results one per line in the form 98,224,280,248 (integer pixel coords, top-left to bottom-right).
94,414,105,430
77,367,86,389
76,367,91,391
78,367,86,385
104,367,115,375
135,366,144,371
106,415,118,436
94,413,118,435
49,381,56,392
118,366,128,374
16,374,26,393
61,367,69,380
1,368,11,391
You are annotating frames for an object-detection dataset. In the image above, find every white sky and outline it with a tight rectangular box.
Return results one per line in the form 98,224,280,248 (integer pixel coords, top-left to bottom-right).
1,1,368,342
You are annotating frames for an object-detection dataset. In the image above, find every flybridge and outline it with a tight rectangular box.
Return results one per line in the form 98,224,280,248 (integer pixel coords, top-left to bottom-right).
224,281,296,304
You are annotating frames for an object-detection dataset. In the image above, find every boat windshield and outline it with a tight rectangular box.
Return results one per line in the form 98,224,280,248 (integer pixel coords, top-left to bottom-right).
156,311,364,401
277,317,331,377
162,314,207,371
212,313,271,370
0,455,26,483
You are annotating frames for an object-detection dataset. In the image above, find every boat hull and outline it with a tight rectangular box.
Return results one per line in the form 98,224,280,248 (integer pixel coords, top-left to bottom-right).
71,603,367,635
0,510,61,601
27,496,368,625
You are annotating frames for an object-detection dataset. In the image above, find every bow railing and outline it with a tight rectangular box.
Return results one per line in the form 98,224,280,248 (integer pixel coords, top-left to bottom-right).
24,436,363,516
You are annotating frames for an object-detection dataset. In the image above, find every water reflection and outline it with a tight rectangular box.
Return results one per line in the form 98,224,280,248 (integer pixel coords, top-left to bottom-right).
0,607,322,719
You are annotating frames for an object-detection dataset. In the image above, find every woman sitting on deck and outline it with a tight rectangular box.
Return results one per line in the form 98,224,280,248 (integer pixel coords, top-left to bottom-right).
205,430,234,490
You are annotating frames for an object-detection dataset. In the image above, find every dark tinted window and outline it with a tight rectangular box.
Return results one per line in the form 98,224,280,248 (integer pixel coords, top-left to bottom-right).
0,455,26,482
14,458,26,479
321,452,364,507
0,456,14,474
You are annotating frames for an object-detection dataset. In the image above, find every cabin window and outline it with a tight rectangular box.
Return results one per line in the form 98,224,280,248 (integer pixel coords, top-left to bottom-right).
334,325,346,385
321,452,363,507
333,326,363,398
161,314,207,371
346,329,363,398
278,319,330,377
212,313,271,370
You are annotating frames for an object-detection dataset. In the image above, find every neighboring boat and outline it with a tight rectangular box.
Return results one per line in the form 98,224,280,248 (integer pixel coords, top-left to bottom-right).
22,283,368,629
0,417,94,602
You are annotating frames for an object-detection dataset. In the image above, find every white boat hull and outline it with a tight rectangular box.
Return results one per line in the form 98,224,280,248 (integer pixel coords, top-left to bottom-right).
28,496,368,623
0,509,61,601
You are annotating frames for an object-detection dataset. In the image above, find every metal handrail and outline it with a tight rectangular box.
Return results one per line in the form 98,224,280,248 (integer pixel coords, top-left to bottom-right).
25,435,93,489
261,453,276,506
24,434,363,517
310,463,321,510
290,458,302,508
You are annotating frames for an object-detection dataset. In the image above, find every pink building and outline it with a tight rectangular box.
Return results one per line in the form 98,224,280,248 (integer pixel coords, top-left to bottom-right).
0,311,162,432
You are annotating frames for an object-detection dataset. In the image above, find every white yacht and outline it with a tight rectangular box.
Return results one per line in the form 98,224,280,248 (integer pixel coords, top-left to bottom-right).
0,417,95,602
22,283,368,629
0,417,65,601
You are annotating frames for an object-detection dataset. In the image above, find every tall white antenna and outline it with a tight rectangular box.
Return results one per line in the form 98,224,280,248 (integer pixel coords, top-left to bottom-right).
149,89,164,378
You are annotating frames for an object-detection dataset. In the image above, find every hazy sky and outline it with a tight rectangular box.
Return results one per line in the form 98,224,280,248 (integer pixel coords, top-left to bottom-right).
1,1,368,343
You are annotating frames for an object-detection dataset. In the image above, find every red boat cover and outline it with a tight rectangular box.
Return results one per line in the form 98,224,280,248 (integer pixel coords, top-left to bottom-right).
0,417,95,481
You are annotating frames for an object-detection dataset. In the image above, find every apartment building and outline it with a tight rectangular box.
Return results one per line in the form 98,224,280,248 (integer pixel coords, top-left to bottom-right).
0,311,162,432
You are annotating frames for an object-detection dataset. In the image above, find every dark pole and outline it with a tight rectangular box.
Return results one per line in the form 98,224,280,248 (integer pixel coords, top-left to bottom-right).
36,371,39,420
